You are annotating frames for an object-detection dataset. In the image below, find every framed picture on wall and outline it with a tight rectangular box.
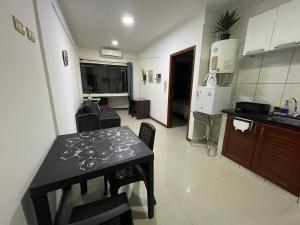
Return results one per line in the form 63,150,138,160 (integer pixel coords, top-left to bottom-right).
148,70,154,83
62,50,68,67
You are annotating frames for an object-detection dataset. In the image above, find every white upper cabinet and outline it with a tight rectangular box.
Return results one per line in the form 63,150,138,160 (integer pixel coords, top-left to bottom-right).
243,9,277,56
270,0,300,50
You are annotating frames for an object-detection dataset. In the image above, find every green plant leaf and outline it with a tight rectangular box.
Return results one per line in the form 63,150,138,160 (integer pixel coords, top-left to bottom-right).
213,9,240,34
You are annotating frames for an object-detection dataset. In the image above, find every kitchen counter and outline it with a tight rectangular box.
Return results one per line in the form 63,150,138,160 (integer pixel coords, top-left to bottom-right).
221,110,300,196
222,109,300,130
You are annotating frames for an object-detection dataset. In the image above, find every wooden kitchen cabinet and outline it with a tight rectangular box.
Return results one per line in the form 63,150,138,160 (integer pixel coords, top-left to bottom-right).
251,124,300,195
222,116,261,169
222,116,300,195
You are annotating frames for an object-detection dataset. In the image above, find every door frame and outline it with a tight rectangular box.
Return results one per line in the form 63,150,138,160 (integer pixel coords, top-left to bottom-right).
167,46,196,139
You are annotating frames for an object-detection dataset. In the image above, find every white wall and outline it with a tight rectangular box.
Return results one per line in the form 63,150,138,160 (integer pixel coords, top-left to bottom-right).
79,47,141,108
138,4,207,139
0,0,57,224
35,0,81,135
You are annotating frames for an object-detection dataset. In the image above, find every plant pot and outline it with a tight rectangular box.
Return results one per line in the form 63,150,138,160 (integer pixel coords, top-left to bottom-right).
220,33,231,40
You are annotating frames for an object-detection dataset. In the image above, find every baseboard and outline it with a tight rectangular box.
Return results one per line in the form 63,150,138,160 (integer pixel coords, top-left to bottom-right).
150,117,168,128
53,189,67,225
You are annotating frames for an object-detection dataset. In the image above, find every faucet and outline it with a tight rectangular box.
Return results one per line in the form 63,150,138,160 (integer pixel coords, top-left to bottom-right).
288,98,299,117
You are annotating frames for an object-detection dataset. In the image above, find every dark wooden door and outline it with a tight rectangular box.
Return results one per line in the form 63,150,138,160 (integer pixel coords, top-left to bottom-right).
251,124,300,195
222,116,261,169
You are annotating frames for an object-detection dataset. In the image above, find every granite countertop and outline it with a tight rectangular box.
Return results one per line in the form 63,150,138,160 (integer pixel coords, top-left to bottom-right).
222,109,300,130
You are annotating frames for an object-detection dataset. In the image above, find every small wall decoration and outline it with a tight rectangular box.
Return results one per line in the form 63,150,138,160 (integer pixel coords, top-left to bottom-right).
62,50,68,67
142,74,147,82
148,70,154,83
142,69,147,82
154,73,162,83
26,27,35,43
12,16,25,36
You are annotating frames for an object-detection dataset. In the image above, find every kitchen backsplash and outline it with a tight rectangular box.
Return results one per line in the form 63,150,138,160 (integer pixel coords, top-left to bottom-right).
229,0,299,110
233,47,300,110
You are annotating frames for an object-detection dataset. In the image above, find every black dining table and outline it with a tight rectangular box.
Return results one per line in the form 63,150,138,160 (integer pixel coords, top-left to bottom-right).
28,126,154,225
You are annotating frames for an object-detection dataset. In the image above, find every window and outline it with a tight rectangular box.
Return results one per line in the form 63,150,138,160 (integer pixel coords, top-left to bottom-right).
80,63,128,94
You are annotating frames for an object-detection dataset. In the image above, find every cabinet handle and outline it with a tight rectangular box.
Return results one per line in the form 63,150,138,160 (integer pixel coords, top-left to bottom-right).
253,125,257,133
245,49,265,55
260,127,265,135
274,42,297,49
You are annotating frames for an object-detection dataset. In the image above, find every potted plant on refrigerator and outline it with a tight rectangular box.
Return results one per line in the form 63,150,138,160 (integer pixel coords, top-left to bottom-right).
213,10,240,40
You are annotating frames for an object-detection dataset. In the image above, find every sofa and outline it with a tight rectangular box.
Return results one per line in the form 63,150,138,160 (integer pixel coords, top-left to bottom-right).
76,101,121,130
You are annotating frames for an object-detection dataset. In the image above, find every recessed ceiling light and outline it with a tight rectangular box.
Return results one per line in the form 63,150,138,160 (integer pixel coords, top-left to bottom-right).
122,15,134,26
112,40,118,46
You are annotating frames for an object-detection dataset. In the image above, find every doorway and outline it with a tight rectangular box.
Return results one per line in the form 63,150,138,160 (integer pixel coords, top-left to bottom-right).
167,46,195,138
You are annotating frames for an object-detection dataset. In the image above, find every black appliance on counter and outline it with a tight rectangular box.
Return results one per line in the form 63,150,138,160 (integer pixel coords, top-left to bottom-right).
235,102,271,114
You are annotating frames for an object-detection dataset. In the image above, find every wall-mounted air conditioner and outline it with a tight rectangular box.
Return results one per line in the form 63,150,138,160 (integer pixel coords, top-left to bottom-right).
101,48,123,58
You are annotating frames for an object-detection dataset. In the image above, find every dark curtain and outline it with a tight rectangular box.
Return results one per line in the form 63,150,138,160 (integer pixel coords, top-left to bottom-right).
127,62,133,114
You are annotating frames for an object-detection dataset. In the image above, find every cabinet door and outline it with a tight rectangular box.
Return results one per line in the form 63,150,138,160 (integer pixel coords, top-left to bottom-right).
252,124,300,195
222,116,261,168
243,9,277,55
270,0,300,50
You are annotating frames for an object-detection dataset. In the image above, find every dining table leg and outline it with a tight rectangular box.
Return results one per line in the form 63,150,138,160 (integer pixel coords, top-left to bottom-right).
31,193,52,225
146,160,154,219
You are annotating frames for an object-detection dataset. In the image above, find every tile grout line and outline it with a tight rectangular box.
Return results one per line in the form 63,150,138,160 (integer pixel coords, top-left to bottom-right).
280,48,296,105
267,202,293,225
172,167,243,225
172,196,196,225
154,172,195,225
238,82,300,84
156,159,234,224
221,156,299,203
171,162,236,200
253,55,264,103
232,55,243,105
153,174,178,209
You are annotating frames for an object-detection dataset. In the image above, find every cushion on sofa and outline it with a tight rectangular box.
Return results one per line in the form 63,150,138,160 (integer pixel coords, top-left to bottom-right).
99,111,121,129
76,101,121,130
76,107,86,116
83,101,101,114
86,104,100,114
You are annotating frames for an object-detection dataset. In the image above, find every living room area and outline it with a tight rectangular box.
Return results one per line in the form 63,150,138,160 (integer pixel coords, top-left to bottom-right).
2,0,209,224
3,0,300,225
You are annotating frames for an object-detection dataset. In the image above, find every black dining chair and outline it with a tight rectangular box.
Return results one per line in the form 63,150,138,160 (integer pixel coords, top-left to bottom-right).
105,122,156,198
68,193,134,225
76,113,101,195
76,113,101,132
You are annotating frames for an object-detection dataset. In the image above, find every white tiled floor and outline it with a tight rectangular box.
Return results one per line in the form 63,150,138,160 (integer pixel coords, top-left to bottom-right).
59,110,300,225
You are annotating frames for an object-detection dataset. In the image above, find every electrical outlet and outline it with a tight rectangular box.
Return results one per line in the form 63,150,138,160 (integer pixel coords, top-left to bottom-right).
12,16,25,35
26,27,35,43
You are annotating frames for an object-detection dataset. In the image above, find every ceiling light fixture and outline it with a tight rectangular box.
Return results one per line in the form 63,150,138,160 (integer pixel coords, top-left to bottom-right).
122,15,134,26
112,40,119,46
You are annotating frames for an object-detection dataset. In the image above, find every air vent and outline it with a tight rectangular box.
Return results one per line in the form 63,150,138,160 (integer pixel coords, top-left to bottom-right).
101,48,123,58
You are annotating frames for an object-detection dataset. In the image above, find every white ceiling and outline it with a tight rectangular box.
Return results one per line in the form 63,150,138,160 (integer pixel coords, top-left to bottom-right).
59,0,245,52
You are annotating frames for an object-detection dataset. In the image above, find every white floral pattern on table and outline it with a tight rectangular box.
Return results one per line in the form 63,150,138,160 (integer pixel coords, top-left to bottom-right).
60,127,141,171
